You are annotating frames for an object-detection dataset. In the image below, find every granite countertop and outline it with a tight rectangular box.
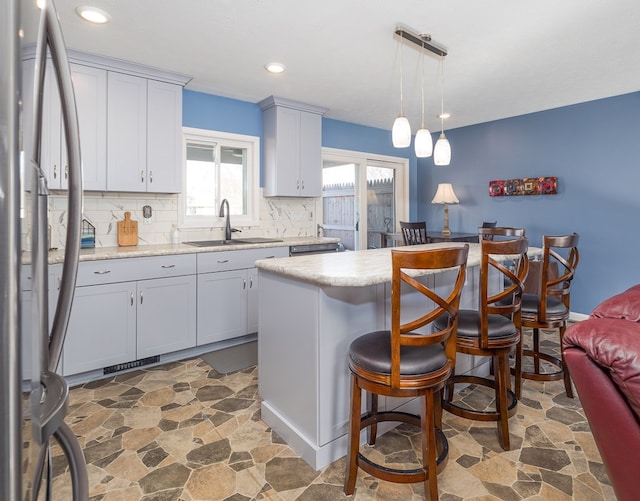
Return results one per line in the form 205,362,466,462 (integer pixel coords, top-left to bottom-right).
255,242,543,287
24,237,339,265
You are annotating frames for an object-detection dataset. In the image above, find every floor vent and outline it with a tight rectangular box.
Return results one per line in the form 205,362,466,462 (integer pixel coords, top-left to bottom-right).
103,356,160,375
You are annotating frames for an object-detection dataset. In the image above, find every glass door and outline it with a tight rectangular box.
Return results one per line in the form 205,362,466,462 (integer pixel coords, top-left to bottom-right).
321,149,408,250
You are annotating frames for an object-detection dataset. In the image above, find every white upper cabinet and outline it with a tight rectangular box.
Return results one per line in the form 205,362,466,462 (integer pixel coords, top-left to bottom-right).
21,60,107,191
146,80,183,193
106,72,148,191
21,46,190,194
107,74,183,193
259,96,326,197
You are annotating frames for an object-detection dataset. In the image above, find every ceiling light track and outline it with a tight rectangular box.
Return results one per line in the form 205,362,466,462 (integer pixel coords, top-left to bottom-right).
394,26,447,57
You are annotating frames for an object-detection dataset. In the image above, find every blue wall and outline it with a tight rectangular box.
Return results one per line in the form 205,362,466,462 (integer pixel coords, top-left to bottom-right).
419,92,640,313
184,89,640,314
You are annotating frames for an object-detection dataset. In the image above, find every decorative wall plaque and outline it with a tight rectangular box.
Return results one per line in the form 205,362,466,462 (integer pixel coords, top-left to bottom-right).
489,176,557,197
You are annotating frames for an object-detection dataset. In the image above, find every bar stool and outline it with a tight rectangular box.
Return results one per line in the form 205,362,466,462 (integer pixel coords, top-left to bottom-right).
435,235,529,450
344,245,469,500
520,233,579,397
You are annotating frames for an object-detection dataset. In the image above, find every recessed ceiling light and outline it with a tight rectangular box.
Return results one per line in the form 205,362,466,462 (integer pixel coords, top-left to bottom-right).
438,112,451,119
265,62,286,74
75,6,111,24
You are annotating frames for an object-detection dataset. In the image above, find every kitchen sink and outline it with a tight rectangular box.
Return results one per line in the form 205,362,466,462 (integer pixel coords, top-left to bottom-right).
184,237,283,247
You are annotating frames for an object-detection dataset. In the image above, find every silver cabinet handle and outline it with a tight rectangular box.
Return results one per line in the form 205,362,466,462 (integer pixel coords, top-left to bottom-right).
53,164,57,179
141,170,145,183
93,270,111,275
296,180,300,190
249,277,253,288
130,293,134,306
243,279,246,290
264,255,275,259
149,170,153,183
217,259,229,264
301,180,305,190
64,165,68,179
140,292,144,304
161,264,175,269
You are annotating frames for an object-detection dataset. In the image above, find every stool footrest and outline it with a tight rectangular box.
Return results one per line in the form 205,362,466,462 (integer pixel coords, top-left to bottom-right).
444,375,518,421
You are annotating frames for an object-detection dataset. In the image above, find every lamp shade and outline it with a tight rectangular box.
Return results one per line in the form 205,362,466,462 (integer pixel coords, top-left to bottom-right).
392,115,411,148
431,183,459,204
433,132,451,166
414,128,433,158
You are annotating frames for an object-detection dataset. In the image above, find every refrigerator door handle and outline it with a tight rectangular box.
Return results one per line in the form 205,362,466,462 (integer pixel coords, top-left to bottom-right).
41,2,84,373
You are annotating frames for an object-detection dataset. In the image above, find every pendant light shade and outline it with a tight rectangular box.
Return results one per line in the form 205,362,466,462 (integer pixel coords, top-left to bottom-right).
434,57,451,166
392,116,411,148
415,45,433,158
392,33,411,148
433,133,451,165
415,128,433,157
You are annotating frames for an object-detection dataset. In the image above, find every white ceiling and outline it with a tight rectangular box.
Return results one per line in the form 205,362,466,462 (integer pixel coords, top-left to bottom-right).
25,0,640,132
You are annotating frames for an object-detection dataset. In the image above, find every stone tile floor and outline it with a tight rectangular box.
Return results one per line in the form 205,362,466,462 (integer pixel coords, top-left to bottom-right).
44,329,616,500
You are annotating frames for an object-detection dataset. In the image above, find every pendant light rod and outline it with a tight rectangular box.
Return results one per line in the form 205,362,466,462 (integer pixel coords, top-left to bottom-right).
394,26,448,57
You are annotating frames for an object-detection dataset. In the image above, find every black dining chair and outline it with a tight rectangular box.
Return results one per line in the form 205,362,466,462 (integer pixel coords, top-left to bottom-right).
400,221,429,245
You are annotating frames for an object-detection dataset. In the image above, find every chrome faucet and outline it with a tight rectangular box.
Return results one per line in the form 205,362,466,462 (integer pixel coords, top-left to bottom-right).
219,198,232,241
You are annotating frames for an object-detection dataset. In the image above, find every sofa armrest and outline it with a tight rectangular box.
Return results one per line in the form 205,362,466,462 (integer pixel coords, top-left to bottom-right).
563,317,640,420
564,344,640,501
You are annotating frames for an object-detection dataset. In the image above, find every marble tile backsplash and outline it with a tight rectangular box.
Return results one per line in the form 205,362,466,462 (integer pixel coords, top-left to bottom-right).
22,191,319,250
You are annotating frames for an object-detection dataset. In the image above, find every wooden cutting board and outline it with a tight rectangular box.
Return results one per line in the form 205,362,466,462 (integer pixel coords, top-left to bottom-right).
117,212,138,246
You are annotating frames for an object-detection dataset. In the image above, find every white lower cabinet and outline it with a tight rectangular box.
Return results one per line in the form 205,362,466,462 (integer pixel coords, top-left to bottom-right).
62,254,196,377
197,269,248,345
63,281,137,376
196,247,288,345
137,275,196,358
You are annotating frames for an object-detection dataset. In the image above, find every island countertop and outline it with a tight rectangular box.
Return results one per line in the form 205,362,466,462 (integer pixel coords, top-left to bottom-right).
255,242,541,287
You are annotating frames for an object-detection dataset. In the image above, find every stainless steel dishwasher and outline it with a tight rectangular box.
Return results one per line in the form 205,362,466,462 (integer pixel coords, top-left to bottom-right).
289,242,343,256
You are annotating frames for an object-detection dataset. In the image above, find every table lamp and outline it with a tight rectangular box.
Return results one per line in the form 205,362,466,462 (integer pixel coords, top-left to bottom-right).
431,183,459,236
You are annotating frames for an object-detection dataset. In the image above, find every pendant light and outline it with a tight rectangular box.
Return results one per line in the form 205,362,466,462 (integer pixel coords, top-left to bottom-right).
392,34,411,148
433,57,451,166
414,42,433,158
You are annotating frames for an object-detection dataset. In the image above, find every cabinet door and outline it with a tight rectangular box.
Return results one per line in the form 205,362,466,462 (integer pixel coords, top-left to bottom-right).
70,64,107,191
41,60,65,189
62,281,137,376
275,106,301,196
197,270,248,345
107,72,147,192
247,268,259,334
137,275,197,358
146,80,182,193
298,111,322,197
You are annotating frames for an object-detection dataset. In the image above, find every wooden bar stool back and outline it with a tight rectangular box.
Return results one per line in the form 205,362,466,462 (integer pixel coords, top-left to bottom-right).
520,233,579,397
344,245,469,500
400,221,429,245
435,235,529,450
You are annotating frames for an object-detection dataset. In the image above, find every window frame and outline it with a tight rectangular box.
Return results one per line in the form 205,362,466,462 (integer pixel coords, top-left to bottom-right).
178,127,260,229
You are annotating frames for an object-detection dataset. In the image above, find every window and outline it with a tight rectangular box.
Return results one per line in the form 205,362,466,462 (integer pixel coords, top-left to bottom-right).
179,128,259,228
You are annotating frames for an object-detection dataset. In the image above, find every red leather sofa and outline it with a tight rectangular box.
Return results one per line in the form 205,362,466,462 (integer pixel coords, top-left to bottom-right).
563,285,640,501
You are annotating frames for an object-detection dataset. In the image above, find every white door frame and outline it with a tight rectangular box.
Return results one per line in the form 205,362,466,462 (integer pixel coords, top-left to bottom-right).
321,147,409,250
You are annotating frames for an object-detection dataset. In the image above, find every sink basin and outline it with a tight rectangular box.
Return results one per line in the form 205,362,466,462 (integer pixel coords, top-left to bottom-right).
184,237,283,247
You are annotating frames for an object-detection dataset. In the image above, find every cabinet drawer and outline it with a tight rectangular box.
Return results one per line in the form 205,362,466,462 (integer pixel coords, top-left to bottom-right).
76,254,196,286
197,247,288,273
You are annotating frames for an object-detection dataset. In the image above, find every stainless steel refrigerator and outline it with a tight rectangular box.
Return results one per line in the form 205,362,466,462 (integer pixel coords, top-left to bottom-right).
1,0,88,499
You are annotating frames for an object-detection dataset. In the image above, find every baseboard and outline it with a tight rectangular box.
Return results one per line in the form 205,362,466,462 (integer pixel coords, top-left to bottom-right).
570,311,589,322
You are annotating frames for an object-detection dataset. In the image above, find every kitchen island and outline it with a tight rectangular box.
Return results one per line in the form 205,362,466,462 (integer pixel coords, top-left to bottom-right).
256,242,535,470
